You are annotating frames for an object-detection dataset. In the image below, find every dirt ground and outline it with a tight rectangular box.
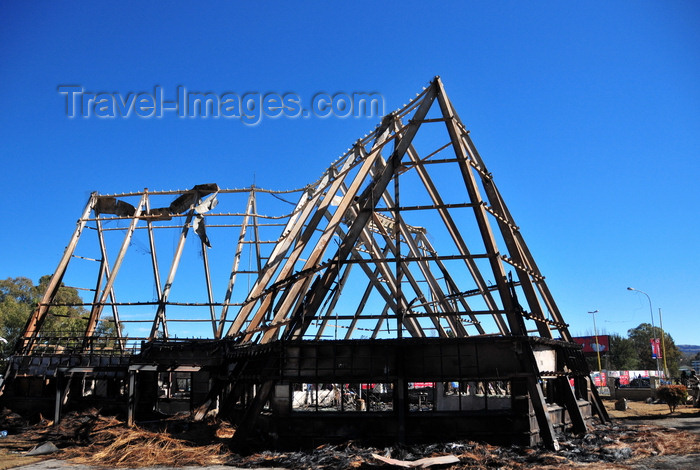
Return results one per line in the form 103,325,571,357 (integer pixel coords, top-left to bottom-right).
1,400,699,469
606,398,700,421
606,399,700,469
607,398,700,434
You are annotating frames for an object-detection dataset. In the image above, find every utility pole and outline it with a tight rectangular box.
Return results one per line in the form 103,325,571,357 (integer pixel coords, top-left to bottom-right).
658,308,668,379
588,310,602,373
627,287,660,377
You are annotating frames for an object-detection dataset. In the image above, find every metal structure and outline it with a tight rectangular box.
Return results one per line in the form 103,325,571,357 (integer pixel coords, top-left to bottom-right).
1,77,607,449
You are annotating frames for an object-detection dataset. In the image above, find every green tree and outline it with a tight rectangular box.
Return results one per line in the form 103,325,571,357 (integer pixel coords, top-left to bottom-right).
0,276,117,358
628,323,683,377
607,334,641,370
0,277,40,357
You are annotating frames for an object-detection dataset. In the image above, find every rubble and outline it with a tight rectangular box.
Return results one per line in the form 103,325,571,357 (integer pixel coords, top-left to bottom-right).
226,422,699,469
26,441,60,456
1,407,699,469
0,409,231,468
0,408,28,433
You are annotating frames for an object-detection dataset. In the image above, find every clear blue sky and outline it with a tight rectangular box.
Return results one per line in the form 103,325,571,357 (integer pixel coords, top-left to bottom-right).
1,1,698,344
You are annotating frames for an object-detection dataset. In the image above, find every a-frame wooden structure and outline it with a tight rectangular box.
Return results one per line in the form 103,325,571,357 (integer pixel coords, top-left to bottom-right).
223,77,573,345
208,76,608,448
5,77,606,449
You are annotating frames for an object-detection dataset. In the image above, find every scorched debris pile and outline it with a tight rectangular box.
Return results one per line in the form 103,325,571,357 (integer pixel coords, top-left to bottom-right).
1,408,699,469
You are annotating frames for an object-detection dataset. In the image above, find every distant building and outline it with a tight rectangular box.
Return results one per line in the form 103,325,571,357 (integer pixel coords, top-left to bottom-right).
572,335,610,355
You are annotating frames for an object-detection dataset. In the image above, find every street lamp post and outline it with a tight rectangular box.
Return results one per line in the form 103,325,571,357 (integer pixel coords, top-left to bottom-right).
627,287,661,377
658,308,669,378
588,310,602,373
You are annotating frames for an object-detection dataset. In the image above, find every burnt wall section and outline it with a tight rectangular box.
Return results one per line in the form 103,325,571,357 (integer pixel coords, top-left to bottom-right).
257,338,532,447
1,337,597,449
214,337,595,448
1,353,131,420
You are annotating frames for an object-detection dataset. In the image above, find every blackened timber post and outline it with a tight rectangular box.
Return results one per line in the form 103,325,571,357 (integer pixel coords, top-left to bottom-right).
53,371,64,425
396,345,406,443
127,370,137,426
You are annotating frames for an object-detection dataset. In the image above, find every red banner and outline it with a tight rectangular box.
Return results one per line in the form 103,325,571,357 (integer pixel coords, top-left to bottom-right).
620,371,630,385
591,372,607,387
650,338,662,359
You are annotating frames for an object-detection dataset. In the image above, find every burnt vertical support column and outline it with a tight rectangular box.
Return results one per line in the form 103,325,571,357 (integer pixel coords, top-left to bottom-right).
510,378,538,446
127,370,137,426
145,194,165,339
396,346,406,443
54,372,64,425
574,374,587,401
107,376,121,399
234,380,275,445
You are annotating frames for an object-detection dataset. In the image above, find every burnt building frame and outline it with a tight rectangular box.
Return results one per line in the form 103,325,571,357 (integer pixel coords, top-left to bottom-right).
1,77,608,450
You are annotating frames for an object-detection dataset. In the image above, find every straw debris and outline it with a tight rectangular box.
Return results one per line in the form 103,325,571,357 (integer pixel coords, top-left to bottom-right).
63,424,229,467
59,414,231,467
2,406,699,469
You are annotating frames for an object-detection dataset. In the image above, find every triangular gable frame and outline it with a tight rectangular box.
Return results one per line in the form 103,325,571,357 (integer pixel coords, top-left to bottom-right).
225,77,570,345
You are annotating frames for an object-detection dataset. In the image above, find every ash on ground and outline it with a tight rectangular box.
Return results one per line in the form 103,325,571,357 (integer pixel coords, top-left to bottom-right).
2,408,699,469
229,422,699,469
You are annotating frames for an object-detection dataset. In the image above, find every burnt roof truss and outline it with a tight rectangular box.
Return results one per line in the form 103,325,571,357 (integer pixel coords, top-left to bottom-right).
18,77,576,352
